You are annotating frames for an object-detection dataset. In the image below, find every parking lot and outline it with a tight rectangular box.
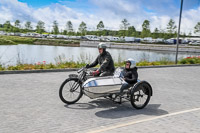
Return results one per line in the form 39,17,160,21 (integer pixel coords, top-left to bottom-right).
0,66,200,133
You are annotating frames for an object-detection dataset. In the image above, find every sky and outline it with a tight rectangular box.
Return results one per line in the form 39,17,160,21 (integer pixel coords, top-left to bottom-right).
0,0,200,34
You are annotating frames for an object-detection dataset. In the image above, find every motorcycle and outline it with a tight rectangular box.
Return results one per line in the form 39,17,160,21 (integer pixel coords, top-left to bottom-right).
59,67,153,109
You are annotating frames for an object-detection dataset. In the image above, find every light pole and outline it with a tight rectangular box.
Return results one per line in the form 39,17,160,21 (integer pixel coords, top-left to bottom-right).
175,0,184,64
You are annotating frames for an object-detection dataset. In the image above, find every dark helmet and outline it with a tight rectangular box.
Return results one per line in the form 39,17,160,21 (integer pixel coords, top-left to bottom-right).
125,58,136,69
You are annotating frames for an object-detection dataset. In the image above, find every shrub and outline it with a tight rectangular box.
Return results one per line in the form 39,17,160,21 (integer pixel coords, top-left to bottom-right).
137,61,149,66
0,64,5,70
179,56,200,64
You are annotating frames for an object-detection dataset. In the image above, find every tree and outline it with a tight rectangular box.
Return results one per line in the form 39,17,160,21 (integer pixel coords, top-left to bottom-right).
142,20,150,30
154,28,159,33
65,21,74,35
188,31,192,36
36,21,45,34
78,21,87,35
13,20,21,32
3,21,12,32
166,19,177,34
66,21,73,32
141,20,151,37
24,21,32,31
127,26,136,36
52,20,59,34
194,22,200,35
152,27,159,38
14,20,21,28
120,19,130,30
97,21,104,31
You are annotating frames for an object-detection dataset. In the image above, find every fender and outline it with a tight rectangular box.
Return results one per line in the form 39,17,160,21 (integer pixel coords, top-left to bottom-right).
131,80,153,96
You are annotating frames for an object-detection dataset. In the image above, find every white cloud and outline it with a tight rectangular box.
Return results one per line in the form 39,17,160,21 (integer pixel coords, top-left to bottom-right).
171,7,200,35
0,0,34,23
150,16,171,31
0,0,200,35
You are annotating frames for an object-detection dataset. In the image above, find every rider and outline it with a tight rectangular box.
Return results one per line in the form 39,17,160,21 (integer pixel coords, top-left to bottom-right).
115,58,138,103
86,42,115,76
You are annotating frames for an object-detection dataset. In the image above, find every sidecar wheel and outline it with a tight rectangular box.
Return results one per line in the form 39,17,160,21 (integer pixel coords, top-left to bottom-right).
130,81,152,109
59,78,83,104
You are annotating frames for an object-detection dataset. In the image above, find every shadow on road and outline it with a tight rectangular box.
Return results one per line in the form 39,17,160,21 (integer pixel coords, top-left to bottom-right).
95,103,168,119
64,98,115,110
64,98,168,119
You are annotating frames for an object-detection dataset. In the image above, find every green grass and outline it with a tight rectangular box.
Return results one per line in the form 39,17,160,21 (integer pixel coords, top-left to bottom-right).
0,38,16,45
1,56,200,71
0,35,36,45
34,39,80,46
0,35,80,46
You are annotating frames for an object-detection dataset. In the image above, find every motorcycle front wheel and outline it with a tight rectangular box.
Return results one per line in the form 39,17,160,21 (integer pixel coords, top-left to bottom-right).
59,78,83,104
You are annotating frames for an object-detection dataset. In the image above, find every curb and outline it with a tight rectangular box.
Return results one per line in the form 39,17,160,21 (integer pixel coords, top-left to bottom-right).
0,68,78,75
137,64,200,69
0,64,200,75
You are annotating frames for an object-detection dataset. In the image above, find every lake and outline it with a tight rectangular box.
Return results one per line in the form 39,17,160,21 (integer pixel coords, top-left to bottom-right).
0,44,199,66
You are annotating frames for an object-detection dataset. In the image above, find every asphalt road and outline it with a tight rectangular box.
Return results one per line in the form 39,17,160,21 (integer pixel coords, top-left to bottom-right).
0,66,200,133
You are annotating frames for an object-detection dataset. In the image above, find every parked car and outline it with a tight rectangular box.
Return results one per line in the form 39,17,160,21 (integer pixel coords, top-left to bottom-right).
189,41,200,45
164,39,175,44
124,37,135,42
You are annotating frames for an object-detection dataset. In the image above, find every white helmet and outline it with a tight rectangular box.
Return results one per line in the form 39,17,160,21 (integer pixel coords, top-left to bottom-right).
98,42,107,49
125,58,136,69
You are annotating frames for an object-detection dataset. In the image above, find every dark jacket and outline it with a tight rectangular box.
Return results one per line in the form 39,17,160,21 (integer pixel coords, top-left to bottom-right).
123,67,138,84
88,51,115,73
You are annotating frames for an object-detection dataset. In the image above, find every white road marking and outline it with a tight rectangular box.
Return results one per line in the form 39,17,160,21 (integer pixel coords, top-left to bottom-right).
87,107,200,133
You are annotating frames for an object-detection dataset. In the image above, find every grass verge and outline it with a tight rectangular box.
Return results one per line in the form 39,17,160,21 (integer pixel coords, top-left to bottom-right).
0,35,80,46
0,56,200,71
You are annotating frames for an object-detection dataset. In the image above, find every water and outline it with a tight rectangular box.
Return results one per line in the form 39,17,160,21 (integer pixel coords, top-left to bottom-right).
0,44,199,66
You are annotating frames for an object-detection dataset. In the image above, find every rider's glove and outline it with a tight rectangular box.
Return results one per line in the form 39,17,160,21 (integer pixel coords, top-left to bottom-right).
85,64,90,68
92,70,100,76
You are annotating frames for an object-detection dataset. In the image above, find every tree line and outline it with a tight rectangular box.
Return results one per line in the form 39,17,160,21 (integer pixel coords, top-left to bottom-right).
0,19,200,39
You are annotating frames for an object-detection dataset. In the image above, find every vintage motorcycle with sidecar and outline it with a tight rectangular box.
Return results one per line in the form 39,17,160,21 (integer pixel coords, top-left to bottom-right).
59,67,153,109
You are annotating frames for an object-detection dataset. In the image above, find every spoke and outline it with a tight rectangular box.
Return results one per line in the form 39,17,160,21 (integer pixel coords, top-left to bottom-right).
62,79,81,102
72,83,79,91
73,90,80,93
133,88,148,107
69,81,73,89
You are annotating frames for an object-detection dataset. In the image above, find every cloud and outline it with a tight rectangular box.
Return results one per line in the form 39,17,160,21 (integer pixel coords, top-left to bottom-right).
0,0,200,34
180,6,200,34
0,0,34,23
32,4,86,30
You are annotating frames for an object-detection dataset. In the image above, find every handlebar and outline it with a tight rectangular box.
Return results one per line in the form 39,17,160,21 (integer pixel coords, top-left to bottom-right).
77,67,85,73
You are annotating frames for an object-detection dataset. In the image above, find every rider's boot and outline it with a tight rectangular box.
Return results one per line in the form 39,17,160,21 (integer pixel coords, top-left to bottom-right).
108,94,113,99
115,96,122,104
114,94,122,104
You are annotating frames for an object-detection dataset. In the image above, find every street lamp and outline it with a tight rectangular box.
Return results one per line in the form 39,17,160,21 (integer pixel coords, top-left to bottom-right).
175,0,184,64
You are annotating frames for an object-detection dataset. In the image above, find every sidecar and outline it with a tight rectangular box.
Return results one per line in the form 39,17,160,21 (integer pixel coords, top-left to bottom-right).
82,68,122,98
82,68,153,109
82,76,122,98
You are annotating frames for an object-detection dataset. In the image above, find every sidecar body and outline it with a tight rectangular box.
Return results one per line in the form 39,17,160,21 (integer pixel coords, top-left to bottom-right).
82,68,126,99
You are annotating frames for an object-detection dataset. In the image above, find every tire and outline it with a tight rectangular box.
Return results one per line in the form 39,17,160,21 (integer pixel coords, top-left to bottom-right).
59,78,83,104
130,81,151,109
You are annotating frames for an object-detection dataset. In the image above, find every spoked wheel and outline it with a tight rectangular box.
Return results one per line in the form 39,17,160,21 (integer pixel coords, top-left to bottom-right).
59,78,83,104
130,81,152,109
